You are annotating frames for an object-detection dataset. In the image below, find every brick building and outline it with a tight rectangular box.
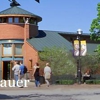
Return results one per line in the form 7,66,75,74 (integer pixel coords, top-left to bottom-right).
0,4,42,80
0,4,98,80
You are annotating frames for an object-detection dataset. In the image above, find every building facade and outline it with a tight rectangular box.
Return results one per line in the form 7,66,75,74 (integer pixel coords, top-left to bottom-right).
0,4,99,80
0,5,42,80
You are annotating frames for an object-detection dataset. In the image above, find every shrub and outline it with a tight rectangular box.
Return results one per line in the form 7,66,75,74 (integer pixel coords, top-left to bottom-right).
55,80,74,85
85,80,100,84
81,54,100,74
95,80,100,84
39,46,77,75
85,80,95,84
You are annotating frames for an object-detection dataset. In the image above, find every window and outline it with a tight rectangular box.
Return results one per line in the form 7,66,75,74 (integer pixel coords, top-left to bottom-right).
34,20,37,25
2,18,7,23
3,44,12,55
19,17,24,23
14,18,19,23
30,18,34,24
29,18,37,25
14,44,22,55
0,18,2,23
8,17,13,23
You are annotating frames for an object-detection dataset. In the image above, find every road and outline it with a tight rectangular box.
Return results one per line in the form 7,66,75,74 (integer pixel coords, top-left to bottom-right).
0,82,100,100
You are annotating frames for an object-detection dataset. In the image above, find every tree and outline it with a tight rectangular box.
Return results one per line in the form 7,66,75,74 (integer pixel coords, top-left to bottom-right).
39,46,77,75
81,54,100,74
90,3,100,41
89,3,100,74
94,45,100,57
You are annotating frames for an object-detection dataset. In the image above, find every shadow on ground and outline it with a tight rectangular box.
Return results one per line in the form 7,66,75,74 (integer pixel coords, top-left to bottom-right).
0,94,40,100
0,94,13,99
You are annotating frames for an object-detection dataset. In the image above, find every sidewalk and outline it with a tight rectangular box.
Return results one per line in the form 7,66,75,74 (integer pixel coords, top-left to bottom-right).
0,82,100,100
0,81,100,91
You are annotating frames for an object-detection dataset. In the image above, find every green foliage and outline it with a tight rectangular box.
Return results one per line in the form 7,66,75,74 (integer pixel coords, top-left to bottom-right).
85,80,95,84
90,3,100,72
90,3,100,41
86,80,100,84
39,46,76,75
95,80,100,84
55,80,74,85
81,54,100,74
94,45,100,57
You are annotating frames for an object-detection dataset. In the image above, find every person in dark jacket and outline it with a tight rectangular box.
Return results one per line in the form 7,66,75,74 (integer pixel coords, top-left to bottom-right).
33,63,40,87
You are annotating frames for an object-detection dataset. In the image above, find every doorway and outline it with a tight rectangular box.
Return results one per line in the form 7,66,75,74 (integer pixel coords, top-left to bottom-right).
3,61,11,80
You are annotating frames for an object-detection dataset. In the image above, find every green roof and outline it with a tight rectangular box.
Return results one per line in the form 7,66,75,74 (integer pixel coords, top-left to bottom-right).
27,30,99,55
0,6,42,22
27,30,73,51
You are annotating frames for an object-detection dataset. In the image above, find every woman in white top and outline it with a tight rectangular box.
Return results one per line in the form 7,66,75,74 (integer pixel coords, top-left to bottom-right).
44,63,51,87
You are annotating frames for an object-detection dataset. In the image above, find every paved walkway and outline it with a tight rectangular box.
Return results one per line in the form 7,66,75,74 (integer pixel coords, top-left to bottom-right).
0,82,100,100
0,81,100,90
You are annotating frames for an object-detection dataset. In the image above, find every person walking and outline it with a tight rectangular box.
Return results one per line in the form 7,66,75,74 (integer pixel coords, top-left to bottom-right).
12,61,20,86
33,63,40,87
44,63,51,87
19,61,25,80
18,61,25,88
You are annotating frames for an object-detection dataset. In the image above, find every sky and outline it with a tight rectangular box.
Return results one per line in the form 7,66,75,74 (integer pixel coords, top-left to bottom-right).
0,0,100,33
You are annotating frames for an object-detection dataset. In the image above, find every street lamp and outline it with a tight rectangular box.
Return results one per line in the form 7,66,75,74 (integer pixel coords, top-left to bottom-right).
77,29,82,84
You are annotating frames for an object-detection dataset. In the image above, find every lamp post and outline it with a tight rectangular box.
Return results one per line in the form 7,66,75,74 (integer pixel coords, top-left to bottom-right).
77,29,82,84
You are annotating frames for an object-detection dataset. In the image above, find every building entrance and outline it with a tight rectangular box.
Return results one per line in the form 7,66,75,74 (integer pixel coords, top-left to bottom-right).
3,61,14,80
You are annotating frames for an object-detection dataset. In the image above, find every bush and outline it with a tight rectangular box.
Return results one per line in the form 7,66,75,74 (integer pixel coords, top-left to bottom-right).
85,80,95,84
95,80,100,84
81,54,100,74
55,80,74,85
39,46,76,75
85,79,100,84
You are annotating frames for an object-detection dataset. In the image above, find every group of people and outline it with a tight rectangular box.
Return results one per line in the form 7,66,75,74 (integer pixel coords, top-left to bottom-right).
33,62,52,87
12,61,26,87
12,61,52,87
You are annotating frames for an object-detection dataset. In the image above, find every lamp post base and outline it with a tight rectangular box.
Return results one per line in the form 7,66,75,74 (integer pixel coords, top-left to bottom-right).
77,60,82,84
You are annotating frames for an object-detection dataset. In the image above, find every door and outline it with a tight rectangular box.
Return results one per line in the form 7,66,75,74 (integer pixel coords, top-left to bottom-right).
10,61,14,79
3,61,10,80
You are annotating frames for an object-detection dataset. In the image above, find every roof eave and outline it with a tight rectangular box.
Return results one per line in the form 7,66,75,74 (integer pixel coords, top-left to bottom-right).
0,14,42,22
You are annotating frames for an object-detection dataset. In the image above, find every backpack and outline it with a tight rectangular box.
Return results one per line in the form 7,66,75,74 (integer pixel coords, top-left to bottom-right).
24,66,27,74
